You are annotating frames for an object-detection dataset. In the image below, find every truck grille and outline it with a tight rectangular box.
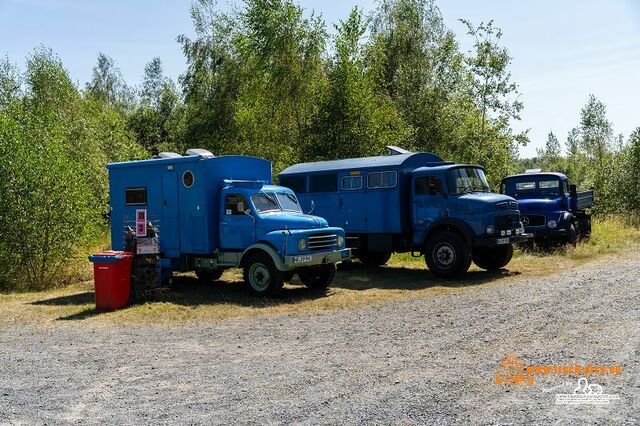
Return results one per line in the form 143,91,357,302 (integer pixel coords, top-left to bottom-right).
496,213,521,230
521,214,545,227
308,233,338,250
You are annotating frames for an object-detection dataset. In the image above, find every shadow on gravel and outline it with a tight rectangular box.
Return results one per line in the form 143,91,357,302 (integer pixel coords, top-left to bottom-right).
153,275,332,308
30,292,94,306
335,263,520,291
27,265,520,320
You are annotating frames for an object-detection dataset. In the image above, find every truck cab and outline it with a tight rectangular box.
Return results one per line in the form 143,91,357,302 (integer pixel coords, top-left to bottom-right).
500,171,594,245
108,151,350,295
279,151,530,278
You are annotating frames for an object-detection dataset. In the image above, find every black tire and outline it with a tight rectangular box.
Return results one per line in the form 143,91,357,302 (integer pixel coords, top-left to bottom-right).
579,216,591,240
566,224,577,246
195,268,223,282
424,231,472,278
472,245,514,271
298,264,336,290
242,252,284,296
358,251,392,267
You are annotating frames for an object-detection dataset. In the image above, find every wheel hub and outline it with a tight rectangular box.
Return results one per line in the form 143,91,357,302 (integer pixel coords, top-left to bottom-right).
249,263,270,290
435,243,455,267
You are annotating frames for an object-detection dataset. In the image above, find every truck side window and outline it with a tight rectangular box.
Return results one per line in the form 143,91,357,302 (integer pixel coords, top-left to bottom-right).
415,176,442,196
225,194,249,215
125,188,147,205
341,175,363,191
367,171,397,189
281,176,307,194
309,174,338,192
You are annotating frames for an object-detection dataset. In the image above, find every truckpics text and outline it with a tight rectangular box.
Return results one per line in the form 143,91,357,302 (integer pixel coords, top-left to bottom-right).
279,148,531,277
108,149,351,295
500,171,594,246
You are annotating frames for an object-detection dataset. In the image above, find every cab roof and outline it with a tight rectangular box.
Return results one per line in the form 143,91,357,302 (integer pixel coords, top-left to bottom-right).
412,164,484,174
502,172,567,181
279,152,448,175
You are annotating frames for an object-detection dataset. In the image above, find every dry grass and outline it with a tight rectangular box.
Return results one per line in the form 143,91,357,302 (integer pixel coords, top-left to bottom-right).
1,217,638,326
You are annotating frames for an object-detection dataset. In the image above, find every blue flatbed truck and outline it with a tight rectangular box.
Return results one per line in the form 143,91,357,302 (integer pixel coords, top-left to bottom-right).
279,150,530,277
500,171,594,245
107,150,350,295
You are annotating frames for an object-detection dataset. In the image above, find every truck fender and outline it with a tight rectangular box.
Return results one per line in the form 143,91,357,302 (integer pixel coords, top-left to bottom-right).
240,243,287,271
423,219,475,248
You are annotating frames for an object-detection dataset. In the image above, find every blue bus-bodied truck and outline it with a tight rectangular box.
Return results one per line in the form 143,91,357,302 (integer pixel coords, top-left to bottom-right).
500,171,594,245
278,150,530,277
108,150,350,295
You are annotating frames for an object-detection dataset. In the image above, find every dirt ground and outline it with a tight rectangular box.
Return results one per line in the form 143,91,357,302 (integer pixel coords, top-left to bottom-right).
1,254,639,424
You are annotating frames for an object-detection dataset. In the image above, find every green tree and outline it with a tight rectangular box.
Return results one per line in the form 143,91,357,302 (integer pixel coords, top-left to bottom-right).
86,53,133,111
309,7,412,160
128,57,182,154
0,56,21,110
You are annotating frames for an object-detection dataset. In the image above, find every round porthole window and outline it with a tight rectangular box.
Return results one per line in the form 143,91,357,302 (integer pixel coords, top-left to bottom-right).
182,170,195,188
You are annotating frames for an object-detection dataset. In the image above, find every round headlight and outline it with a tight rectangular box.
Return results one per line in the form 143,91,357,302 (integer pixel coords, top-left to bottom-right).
337,235,344,248
547,220,557,229
297,239,306,251
485,225,495,235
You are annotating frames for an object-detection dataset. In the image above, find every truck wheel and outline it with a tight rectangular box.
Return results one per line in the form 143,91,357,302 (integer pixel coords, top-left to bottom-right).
195,269,223,282
424,231,471,278
243,252,284,296
298,264,336,290
579,217,591,239
358,251,392,267
472,245,513,271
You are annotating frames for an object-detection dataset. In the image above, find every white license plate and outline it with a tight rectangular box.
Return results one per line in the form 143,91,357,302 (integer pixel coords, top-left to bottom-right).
293,255,312,264
497,237,510,245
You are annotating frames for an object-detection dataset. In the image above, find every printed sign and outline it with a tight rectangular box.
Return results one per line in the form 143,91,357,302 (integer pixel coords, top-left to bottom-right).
136,237,159,255
136,209,147,237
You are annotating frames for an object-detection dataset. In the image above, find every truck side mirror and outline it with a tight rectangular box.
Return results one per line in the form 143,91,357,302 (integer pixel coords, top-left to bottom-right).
237,201,245,212
243,208,255,222
308,200,315,215
569,184,577,196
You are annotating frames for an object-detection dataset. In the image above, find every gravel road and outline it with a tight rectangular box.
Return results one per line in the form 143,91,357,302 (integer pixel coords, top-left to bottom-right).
1,255,639,425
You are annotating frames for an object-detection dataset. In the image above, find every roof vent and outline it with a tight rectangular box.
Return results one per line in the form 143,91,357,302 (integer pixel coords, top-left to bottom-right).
525,168,542,174
157,152,182,159
386,145,412,156
185,148,214,158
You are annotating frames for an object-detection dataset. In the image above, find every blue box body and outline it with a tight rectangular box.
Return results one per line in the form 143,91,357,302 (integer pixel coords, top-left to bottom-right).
108,155,272,258
279,153,525,253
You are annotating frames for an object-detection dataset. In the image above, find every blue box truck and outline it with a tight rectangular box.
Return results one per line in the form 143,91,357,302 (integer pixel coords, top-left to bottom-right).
500,171,594,246
278,149,530,277
108,150,350,295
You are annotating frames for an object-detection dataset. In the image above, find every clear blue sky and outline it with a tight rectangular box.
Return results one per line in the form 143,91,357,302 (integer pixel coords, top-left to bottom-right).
1,0,639,158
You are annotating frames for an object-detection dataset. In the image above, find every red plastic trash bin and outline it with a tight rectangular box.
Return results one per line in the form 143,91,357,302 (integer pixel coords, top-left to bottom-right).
88,251,133,311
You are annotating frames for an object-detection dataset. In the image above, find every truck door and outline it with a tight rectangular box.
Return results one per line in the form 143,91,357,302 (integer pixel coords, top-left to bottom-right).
411,175,447,244
339,175,367,232
219,193,256,250
162,172,181,258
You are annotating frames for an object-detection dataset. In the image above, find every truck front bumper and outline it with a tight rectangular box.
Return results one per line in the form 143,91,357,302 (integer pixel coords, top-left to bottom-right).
474,233,533,248
526,228,568,239
283,248,352,270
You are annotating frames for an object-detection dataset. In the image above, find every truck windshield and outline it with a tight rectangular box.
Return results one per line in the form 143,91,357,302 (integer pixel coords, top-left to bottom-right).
502,178,561,197
446,167,491,195
276,192,302,212
251,193,280,213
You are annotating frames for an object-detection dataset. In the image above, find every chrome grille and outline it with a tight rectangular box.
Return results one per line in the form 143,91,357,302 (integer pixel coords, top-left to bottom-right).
496,213,521,230
308,233,338,250
521,214,545,227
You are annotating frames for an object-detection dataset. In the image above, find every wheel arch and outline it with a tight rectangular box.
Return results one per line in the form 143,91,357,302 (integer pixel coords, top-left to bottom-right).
240,242,287,271
423,219,474,250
